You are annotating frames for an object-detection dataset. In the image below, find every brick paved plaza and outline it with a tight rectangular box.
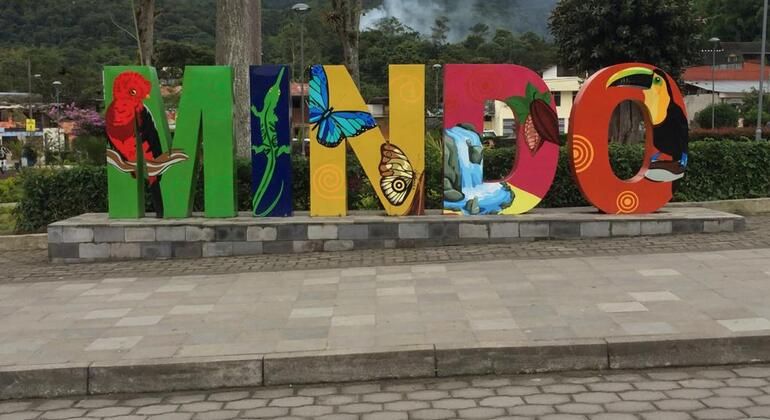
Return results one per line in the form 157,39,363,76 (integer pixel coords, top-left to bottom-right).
3,215,770,416
4,364,770,419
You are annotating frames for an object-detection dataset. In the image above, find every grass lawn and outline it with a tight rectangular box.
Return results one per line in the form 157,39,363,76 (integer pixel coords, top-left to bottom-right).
0,207,15,235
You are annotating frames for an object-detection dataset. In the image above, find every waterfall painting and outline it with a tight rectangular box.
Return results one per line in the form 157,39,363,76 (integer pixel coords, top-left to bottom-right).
443,124,515,215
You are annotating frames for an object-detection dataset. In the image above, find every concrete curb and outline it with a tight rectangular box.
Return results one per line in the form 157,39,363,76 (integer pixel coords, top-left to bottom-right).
3,334,770,400
0,233,46,251
669,197,770,215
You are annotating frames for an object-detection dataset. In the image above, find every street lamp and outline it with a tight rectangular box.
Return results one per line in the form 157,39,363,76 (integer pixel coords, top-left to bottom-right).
292,2,310,156
432,64,442,114
709,37,721,129
758,0,769,140
52,81,63,163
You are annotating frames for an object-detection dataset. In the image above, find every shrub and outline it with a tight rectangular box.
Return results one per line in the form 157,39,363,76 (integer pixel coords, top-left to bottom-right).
689,128,770,142
695,104,740,129
13,140,770,232
0,177,22,203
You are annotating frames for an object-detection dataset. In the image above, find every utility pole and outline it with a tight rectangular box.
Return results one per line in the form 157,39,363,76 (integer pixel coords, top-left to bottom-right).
758,0,769,140
292,3,310,156
27,58,32,120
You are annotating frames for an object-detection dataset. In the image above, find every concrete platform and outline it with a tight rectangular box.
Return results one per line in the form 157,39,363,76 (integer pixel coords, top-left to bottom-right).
3,248,770,399
47,207,744,263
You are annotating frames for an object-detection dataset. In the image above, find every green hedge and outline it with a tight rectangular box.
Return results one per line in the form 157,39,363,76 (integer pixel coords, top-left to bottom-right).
13,140,770,233
0,177,22,203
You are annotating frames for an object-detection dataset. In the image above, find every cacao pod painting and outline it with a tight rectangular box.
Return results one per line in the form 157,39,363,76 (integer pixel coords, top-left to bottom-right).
505,83,562,155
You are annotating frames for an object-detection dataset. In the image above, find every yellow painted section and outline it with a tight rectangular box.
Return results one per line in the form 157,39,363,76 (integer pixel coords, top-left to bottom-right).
499,185,542,215
310,65,425,216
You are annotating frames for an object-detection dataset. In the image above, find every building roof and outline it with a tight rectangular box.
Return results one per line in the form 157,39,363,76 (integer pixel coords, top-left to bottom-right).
685,80,762,93
683,61,767,81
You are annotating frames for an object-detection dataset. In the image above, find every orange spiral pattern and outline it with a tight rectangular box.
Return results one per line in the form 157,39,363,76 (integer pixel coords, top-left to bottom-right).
572,135,595,173
312,164,344,200
616,191,640,214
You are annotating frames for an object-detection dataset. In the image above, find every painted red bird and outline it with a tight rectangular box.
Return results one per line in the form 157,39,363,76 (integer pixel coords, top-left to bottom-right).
105,71,166,215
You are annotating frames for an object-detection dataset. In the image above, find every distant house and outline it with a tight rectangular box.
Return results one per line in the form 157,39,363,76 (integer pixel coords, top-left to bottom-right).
485,65,582,137
682,42,770,124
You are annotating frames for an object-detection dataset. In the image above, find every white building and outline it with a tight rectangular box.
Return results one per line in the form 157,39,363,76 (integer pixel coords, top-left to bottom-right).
485,65,582,137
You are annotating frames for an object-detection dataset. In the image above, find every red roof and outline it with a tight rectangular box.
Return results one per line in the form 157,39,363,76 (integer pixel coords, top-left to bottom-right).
290,82,309,97
683,61,765,81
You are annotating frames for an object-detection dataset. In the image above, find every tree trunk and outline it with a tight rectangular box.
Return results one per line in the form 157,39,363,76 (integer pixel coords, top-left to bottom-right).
216,0,262,158
330,0,362,86
134,0,155,66
609,100,645,144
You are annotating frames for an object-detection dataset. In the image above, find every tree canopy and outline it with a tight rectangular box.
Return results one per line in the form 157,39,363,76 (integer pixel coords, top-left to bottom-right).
549,0,703,78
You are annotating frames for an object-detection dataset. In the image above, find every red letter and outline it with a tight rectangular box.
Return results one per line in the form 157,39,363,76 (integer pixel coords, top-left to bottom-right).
569,63,688,214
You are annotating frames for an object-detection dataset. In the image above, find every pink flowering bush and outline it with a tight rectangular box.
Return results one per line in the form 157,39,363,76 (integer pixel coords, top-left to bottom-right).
48,104,105,137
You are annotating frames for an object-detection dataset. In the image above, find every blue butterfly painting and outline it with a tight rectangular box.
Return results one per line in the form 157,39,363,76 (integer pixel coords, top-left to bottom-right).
309,65,378,148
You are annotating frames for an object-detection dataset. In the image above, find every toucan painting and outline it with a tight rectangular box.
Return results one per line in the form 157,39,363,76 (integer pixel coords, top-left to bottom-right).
607,67,689,182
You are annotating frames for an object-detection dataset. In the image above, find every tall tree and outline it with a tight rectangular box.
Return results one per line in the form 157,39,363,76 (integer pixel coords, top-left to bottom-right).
133,0,156,66
216,0,262,158
431,16,450,46
329,0,363,86
695,0,762,42
550,0,701,143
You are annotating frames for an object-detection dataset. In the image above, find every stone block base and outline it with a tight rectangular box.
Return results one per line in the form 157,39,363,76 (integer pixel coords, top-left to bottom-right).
47,207,745,263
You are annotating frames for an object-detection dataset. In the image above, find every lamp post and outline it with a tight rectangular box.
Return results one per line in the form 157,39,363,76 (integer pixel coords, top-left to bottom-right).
758,0,769,140
432,63,442,115
292,2,310,156
52,81,62,164
709,37,720,129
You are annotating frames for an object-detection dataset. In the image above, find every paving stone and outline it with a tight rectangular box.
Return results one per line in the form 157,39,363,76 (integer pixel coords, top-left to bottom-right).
431,398,476,409
180,401,223,412
0,411,38,420
524,394,570,405
478,396,523,407
410,408,455,419
451,388,495,399
691,408,745,419
640,413,693,420
543,384,588,394
619,390,667,401
407,390,450,401
362,392,402,403
361,412,407,420
733,366,770,378
224,399,268,410
555,403,603,414
137,404,179,415
678,380,723,389
290,405,334,417
269,396,314,407
700,396,752,408
338,403,383,413
588,382,634,392
384,401,431,411
318,395,358,406
593,414,639,420
192,411,240,420
457,406,506,418
604,401,655,412
573,392,620,404
148,414,192,420
85,406,133,417
744,406,770,417
242,407,290,418
498,386,539,396
665,389,714,399
725,377,767,387
634,381,680,391
654,399,705,411
509,404,556,416
39,408,87,419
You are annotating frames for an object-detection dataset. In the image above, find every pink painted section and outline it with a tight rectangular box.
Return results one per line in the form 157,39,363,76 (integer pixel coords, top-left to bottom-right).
443,64,558,198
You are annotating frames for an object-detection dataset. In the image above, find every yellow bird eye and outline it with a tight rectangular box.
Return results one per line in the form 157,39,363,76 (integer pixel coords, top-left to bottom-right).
654,76,662,84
